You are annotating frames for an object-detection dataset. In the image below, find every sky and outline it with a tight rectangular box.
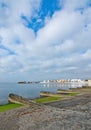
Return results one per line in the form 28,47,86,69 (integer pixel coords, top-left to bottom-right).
0,0,91,82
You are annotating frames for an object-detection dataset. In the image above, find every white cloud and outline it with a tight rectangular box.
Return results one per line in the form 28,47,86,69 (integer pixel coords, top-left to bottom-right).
37,10,84,46
0,0,91,82
0,48,9,56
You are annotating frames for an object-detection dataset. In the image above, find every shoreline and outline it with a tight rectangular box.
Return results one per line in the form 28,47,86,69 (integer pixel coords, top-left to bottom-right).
0,86,91,106
0,87,91,129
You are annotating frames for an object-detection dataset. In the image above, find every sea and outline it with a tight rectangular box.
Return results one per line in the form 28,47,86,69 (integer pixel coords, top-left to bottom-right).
0,82,86,105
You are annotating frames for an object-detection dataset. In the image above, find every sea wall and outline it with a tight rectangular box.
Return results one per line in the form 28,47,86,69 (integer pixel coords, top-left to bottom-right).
8,93,40,107
40,91,62,97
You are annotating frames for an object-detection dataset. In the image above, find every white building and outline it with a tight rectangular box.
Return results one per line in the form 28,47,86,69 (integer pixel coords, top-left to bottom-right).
88,80,91,86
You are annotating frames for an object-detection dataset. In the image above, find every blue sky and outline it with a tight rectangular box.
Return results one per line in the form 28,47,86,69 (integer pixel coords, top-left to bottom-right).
21,0,61,32
0,0,91,82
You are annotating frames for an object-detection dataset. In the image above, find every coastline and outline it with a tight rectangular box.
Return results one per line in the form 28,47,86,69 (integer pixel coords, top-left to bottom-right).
0,87,91,130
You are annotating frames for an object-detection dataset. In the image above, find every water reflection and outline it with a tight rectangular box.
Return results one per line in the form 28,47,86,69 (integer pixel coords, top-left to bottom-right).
41,82,85,89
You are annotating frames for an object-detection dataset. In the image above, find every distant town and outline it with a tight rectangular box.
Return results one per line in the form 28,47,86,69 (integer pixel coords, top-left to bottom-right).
18,79,91,86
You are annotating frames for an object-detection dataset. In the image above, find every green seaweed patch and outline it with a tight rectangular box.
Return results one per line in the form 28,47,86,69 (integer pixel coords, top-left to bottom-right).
0,103,23,112
34,96,62,103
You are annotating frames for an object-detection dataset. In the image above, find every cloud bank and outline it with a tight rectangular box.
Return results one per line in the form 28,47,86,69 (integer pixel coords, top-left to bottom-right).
0,0,91,82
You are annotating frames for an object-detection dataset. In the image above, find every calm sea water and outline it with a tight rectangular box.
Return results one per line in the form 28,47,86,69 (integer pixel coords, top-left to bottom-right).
0,82,84,105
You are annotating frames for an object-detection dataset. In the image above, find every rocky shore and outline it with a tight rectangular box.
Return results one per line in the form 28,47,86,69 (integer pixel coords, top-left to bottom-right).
0,91,91,130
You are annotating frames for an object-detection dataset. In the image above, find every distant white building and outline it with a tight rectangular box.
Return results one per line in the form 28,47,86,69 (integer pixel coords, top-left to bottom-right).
88,80,91,86
40,80,50,83
71,79,82,82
